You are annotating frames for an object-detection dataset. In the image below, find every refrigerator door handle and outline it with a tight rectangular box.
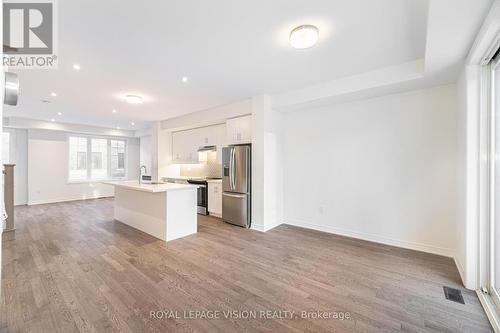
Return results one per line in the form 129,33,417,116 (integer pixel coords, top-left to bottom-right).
228,148,233,191
232,148,237,190
231,148,236,190
223,192,246,198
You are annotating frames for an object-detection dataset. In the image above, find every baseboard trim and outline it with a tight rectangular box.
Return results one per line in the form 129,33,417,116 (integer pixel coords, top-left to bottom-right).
477,290,500,333
263,222,282,232
285,218,454,257
250,221,283,232
28,195,114,206
454,257,467,288
250,223,265,232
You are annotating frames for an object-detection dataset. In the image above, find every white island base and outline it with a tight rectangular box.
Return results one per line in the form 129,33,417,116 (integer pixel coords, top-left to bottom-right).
107,181,198,242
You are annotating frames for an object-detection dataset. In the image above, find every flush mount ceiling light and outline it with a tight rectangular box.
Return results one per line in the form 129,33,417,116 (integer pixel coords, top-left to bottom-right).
112,109,117,113
125,94,143,104
51,92,57,97
289,25,319,49
131,122,135,126
73,64,81,71
182,76,188,83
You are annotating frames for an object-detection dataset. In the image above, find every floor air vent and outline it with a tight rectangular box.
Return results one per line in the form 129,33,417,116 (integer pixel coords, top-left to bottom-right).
443,286,465,304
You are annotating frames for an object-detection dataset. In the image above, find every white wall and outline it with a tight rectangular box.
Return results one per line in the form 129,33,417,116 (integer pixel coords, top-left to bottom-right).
282,84,458,257
27,129,140,205
140,135,152,174
161,99,251,131
455,64,485,290
150,122,179,182
6,117,135,138
1,1,4,283
251,95,284,231
4,128,28,205
456,66,477,288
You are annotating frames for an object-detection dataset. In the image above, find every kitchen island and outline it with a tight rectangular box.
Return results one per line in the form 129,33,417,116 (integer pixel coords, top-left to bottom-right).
104,181,198,242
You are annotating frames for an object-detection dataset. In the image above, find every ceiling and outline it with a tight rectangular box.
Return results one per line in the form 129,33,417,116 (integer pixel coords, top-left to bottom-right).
3,0,447,129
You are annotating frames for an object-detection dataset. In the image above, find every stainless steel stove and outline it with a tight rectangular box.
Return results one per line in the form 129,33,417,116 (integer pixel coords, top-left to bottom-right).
187,177,222,215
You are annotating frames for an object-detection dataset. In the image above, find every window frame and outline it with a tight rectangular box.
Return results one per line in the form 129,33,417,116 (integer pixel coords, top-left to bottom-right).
109,139,127,179
67,134,128,183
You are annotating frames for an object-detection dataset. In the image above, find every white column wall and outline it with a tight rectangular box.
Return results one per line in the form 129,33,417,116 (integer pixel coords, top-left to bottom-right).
251,95,284,231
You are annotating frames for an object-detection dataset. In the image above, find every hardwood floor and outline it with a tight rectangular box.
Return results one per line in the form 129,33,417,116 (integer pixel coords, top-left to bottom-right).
0,198,493,332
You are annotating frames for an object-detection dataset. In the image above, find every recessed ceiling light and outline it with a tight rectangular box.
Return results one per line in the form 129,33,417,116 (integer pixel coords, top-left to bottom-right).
125,94,143,104
57,112,62,116
182,76,188,83
112,109,117,113
51,92,57,97
50,118,55,122
289,25,319,49
131,122,135,126
73,64,81,71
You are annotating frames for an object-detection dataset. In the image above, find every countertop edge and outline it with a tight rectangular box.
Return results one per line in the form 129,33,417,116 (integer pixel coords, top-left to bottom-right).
103,182,199,193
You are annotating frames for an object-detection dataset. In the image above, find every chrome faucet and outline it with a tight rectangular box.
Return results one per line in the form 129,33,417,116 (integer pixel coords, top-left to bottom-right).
139,165,147,183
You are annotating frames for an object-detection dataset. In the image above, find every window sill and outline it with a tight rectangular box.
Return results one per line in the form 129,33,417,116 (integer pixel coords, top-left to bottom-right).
67,179,127,185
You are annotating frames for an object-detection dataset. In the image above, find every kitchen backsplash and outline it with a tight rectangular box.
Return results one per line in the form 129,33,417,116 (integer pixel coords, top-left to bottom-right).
180,151,222,178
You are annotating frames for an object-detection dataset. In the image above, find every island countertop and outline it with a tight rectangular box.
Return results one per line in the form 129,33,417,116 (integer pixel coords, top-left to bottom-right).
104,180,198,193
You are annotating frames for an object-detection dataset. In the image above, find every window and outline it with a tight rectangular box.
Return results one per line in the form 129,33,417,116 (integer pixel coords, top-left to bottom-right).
110,139,126,178
91,138,107,180
69,137,88,181
77,152,87,169
68,136,127,182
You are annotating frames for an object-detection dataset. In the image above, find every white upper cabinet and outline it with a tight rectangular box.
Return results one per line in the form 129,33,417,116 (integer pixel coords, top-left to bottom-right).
226,115,252,145
172,130,198,163
172,124,226,164
211,124,226,163
199,124,224,147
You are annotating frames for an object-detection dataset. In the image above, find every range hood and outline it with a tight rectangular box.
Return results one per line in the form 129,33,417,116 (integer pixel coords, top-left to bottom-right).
198,145,216,152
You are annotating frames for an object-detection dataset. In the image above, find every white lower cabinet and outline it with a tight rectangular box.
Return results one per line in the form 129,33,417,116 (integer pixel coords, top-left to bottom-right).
208,182,222,217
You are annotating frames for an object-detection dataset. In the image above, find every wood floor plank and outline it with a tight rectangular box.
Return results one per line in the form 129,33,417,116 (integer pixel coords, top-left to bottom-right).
1,198,493,332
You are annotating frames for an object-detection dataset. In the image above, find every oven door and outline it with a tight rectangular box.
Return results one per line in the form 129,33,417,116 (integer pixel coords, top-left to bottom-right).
188,180,208,215
196,184,207,215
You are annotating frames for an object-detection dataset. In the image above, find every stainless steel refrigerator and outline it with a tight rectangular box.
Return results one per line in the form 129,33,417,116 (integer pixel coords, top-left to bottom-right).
222,145,251,228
